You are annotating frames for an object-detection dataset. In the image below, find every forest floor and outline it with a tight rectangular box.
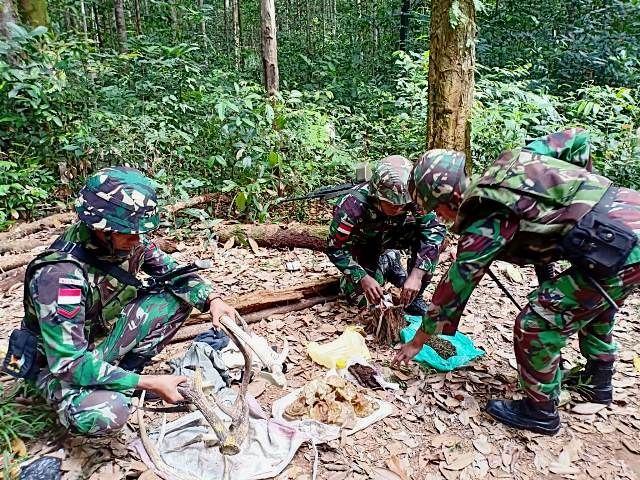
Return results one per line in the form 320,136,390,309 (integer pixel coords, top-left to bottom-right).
1,224,639,480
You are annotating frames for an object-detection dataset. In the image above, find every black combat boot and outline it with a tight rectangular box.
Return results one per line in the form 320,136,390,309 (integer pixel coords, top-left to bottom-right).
563,360,614,405
378,250,407,288
486,398,560,435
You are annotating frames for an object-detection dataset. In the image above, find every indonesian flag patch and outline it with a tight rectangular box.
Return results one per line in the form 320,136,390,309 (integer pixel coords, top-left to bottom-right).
58,288,82,305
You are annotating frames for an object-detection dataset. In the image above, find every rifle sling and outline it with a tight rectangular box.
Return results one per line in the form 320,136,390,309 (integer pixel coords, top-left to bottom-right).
50,239,143,289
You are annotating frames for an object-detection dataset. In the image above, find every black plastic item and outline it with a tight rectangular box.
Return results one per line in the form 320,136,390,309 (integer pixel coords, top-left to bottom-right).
20,456,62,480
2,328,41,380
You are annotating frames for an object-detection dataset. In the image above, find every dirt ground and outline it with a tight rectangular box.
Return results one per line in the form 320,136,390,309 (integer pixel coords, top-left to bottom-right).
1,227,639,480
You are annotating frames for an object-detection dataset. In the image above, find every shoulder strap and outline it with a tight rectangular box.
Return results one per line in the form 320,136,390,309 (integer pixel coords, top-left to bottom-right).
50,239,142,289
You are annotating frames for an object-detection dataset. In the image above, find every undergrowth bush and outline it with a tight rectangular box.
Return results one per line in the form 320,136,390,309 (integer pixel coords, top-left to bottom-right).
1,27,638,227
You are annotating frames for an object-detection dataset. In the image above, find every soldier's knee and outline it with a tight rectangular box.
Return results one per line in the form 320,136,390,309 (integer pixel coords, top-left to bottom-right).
66,391,130,436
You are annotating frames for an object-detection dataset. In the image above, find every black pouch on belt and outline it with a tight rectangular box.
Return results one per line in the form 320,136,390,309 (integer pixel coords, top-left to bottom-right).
561,186,637,278
2,328,41,381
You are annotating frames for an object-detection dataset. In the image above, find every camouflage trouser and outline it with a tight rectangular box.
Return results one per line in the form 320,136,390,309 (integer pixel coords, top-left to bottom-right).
36,290,192,435
514,263,640,402
341,231,433,307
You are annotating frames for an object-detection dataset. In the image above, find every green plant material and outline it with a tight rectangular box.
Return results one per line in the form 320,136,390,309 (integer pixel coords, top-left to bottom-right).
425,336,456,360
0,381,57,474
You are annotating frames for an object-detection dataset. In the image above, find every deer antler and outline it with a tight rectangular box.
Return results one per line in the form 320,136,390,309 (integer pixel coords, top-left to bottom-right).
218,312,289,387
176,315,253,456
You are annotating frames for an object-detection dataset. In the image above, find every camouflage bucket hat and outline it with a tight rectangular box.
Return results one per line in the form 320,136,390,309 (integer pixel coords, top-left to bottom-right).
75,166,160,234
409,149,467,212
524,128,592,171
369,155,413,206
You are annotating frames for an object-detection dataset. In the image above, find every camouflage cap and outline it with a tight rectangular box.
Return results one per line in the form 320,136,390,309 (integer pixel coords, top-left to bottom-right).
369,155,413,206
75,166,160,234
409,149,467,212
524,128,593,171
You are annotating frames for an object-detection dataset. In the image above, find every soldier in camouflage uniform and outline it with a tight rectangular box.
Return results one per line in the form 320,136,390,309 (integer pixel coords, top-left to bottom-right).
394,130,640,435
20,167,236,436
326,155,448,314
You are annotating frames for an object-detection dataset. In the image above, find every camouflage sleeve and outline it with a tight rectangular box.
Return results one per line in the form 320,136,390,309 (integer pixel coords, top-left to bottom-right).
413,211,447,273
325,194,368,283
141,238,215,312
31,263,139,391
421,211,519,336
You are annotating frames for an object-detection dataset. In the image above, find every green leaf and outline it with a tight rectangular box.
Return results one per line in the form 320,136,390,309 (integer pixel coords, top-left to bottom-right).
235,191,247,211
267,151,280,167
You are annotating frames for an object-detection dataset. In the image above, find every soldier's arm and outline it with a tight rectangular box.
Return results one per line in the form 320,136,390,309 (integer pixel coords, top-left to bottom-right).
413,210,447,274
421,211,519,336
31,263,140,391
325,195,368,283
140,237,216,312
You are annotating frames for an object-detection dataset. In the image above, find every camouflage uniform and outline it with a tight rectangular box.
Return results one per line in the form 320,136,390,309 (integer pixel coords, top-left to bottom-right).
326,156,446,306
416,130,640,403
23,167,216,435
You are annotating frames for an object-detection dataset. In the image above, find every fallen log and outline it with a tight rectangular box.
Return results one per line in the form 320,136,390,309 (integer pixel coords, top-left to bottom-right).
0,193,219,243
0,238,50,255
215,223,327,251
164,193,217,214
0,253,34,273
171,294,338,344
0,212,75,243
0,266,27,292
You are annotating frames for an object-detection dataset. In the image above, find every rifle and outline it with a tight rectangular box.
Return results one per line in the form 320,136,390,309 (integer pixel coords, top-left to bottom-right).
278,161,372,203
140,259,213,294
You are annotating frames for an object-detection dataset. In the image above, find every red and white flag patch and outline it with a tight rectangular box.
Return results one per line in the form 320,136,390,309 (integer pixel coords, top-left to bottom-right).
58,288,82,305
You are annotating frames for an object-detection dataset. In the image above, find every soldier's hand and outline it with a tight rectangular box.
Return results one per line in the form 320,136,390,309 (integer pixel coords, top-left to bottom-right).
392,330,429,366
400,272,422,306
209,297,236,330
360,275,384,305
138,374,187,404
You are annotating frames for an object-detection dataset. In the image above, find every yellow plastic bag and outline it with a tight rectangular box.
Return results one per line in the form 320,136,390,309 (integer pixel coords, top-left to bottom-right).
307,326,370,369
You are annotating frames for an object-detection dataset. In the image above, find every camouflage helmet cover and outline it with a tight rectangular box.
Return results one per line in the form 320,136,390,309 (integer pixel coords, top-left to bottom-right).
409,149,467,212
369,155,413,206
75,166,160,234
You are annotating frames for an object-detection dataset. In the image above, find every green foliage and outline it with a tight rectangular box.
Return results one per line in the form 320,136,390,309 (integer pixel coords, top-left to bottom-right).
0,381,57,474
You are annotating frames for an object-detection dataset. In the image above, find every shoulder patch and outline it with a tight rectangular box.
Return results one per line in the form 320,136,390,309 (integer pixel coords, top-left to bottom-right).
58,288,82,305
59,277,85,287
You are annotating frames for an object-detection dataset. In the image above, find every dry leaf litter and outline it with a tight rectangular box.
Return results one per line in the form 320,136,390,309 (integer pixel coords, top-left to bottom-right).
0,227,638,480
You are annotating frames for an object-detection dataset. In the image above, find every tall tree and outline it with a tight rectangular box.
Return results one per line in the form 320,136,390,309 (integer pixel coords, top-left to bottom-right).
79,0,88,39
427,0,475,168
1,0,16,37
17,0,48,26
261,0,279,95
232,0,241,69
399,0,411,51
114,0,127,52
132,0,142,35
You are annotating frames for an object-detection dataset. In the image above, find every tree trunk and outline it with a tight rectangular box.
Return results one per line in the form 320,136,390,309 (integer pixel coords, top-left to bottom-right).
426,0,475,169
198,0,207,46
1,0,16,38
169,0,178,40
260,0,279,96
79,0,88,39
232,0,241,69
399,0,411,51
17,0,48,26
133,0,142,34
114,0,127,52
93,3,103,48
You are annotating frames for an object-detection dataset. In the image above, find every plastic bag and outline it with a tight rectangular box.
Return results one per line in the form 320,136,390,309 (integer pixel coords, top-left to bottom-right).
20,457,61,480
400,316,484,372
307,326,370,369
